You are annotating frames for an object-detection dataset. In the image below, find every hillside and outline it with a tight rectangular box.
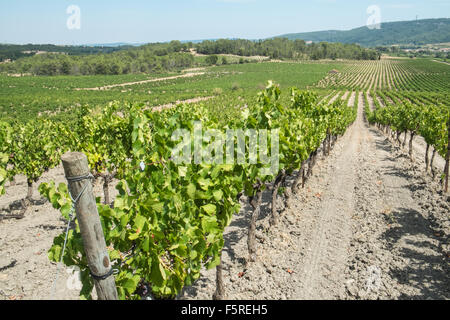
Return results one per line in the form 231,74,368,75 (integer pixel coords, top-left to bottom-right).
278,18,450,47
0,39,380,76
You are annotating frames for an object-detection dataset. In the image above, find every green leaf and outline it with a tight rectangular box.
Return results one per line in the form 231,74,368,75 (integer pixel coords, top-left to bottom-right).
187,184,196,199
60,203,72,220
205,254,221,270
198,178,212,191
134,214,146,231
48,245,62,262
109,250,121,261
201,215,218,233
151,202,164,213
202,204,216,215
213,190,223,201
128,232,140,241
142,236,150,253
151,260,164,286
120,214,129,228
122,279,138,293
159,261,167,280
114,197,125,209
178,166,187,177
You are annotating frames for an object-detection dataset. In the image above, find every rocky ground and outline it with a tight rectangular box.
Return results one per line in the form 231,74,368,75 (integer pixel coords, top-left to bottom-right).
0,168,117,300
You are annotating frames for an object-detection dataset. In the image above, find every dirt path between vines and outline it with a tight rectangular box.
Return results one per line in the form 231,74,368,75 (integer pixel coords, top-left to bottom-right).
180,93,450,300
75,72,205,91
347,92,356,107
328,92,340,105
367,93,376,111
432,60,450,66
150,96,214,112
290,101,362,299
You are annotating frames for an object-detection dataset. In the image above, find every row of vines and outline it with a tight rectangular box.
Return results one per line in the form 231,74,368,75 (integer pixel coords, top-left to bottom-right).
364,97,450,190
318,59,450,92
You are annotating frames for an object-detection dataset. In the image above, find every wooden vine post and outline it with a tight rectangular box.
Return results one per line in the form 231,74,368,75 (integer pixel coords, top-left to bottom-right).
61,152,118,300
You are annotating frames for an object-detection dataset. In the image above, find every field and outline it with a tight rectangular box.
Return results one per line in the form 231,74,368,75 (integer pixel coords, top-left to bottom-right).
318,57,450,92
0,57,449,301
0,62,341,122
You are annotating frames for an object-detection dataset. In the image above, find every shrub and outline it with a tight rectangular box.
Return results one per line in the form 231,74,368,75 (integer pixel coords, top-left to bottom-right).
205,55,219,65
231,83,241,91
213,87,223,95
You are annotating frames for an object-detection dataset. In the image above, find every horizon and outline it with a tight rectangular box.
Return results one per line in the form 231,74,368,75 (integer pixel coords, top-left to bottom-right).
2,17,449,47
1,0,449,46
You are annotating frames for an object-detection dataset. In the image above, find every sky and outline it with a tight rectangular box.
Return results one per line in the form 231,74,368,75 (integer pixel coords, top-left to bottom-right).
0,0,448,45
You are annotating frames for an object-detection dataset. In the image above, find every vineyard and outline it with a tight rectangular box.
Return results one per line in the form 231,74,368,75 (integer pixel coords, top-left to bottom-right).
0,62,340,123
0,58,449,300
318,58,450,92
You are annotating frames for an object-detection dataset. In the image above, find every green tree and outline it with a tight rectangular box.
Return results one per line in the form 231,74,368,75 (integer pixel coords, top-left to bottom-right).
205,55,219,65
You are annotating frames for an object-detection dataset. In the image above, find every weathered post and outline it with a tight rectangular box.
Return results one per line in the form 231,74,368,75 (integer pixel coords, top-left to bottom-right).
61,152,118,300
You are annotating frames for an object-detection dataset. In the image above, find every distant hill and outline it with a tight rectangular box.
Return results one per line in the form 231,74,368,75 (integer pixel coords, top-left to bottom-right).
83,42,142,47
278,18,450,47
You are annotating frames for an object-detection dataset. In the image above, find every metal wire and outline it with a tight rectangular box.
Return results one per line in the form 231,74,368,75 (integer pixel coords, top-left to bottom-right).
49,173,93,300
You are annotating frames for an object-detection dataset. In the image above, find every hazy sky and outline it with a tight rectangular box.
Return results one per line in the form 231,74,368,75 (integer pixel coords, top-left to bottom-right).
0,0,448,45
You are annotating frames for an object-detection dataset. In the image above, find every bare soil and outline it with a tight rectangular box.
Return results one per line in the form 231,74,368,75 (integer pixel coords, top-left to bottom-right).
0,168,115,300
151,96,214,112
328,93,340,105
75,72,205,91
188,48,269,62
347,92,356,107
367,93,376,111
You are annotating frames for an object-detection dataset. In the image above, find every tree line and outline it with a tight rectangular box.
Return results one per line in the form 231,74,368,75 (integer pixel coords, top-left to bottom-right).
0,38,380,76
0,44,134,62
0,42,195,76
195,38,380,60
